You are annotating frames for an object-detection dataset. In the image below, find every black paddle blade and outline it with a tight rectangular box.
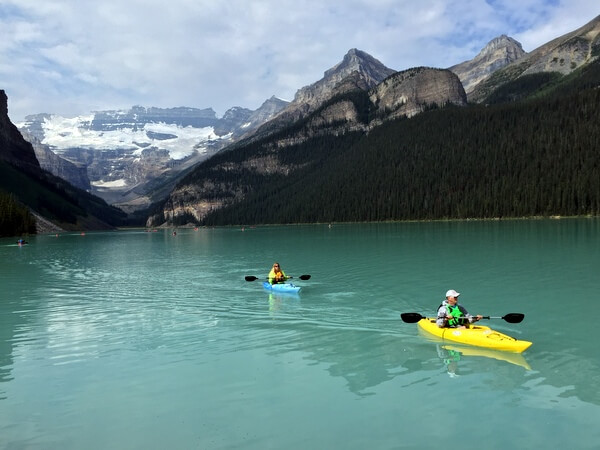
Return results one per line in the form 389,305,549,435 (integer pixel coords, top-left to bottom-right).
503,313,525,323
244,276,258,282
299,274,311,280
400,313,425,323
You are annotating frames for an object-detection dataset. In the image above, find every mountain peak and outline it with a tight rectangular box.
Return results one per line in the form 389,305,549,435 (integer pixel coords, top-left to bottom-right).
477,35,525,59
288,49,395,111
323,48,395,84
449,35,526,93
468,14,600,102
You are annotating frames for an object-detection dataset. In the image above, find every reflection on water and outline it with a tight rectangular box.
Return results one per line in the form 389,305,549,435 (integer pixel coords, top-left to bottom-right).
267,291,301,314
436,344,532,378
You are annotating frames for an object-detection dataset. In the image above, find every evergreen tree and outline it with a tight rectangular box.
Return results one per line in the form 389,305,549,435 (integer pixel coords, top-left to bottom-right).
0,191,36,237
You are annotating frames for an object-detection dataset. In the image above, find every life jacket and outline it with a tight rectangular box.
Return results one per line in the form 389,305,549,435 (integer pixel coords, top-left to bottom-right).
448,304,466,327
438,303,464,327
268,269,286,284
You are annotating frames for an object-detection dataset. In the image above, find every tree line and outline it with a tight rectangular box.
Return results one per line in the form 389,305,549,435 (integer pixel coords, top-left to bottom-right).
0,191,36,237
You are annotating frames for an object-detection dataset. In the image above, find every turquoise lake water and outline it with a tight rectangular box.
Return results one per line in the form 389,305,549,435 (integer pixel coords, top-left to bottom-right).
1,220,599,449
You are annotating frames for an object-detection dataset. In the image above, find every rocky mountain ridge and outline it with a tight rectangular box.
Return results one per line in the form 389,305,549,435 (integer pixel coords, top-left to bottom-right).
252,48,397,138
469,14,600,102
449,34,526,93
299,48,397,107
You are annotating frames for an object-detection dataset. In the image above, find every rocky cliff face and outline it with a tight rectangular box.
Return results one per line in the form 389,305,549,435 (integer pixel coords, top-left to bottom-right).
0,90,40,171
449,35,526,93
275,67,467,147
370,67,467,119
469,14,600,102
20,130,91,190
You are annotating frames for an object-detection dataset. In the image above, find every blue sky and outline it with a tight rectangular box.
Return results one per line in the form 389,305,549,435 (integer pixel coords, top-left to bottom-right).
0,0,597,121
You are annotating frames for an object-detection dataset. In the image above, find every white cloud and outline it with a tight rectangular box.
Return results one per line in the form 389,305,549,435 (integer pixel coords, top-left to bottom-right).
1,0,598,121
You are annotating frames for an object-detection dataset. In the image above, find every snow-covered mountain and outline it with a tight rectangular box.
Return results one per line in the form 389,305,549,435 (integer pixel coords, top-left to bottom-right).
18,100,288,211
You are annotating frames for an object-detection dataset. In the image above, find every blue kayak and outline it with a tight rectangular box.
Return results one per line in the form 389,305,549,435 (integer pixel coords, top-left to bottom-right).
262,281,301,293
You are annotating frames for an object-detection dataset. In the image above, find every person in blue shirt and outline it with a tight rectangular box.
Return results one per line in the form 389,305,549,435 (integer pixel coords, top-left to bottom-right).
436,289,482,328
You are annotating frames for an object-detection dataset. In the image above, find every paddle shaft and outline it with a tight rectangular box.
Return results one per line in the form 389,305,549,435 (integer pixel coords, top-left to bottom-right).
400,312,524,324
245,274,311,282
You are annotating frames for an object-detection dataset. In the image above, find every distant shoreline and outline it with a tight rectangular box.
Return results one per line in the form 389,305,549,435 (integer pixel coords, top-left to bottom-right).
114,214,599,231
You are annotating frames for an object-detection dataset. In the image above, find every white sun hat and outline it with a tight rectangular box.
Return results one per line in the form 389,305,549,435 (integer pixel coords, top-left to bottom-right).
445,289,460,298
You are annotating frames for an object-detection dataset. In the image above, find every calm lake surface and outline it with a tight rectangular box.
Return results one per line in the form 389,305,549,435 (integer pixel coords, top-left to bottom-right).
1,220,599,449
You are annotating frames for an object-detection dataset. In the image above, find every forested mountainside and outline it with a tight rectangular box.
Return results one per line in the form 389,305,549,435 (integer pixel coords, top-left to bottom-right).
157,56,600,226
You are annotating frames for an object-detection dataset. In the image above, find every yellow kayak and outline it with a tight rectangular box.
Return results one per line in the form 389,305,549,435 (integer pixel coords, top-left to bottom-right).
417,318,532,353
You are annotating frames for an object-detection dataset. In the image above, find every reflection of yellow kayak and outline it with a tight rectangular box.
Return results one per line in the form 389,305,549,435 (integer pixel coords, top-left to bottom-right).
443,344,532,370
418,318,532,353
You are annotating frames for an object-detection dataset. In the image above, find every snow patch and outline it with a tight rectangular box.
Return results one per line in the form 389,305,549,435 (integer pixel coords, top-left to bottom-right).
40,115,222,160
91,179,128,188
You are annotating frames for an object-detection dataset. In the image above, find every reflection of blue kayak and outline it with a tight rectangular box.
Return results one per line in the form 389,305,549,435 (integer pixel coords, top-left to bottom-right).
262,281,301,293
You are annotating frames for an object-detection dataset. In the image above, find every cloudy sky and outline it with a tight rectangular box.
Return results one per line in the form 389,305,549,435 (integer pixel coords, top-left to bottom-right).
1,0,598,121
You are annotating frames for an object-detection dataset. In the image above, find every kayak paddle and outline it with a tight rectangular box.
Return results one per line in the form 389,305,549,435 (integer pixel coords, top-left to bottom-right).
400,312,524,324
245,274,311,282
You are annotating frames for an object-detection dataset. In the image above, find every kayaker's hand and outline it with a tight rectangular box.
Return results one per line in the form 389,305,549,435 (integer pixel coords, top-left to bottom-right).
475,315,483,321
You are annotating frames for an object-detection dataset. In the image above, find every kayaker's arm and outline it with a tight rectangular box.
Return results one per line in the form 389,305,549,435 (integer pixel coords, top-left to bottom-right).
436,306,450,328
459,306,483,323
